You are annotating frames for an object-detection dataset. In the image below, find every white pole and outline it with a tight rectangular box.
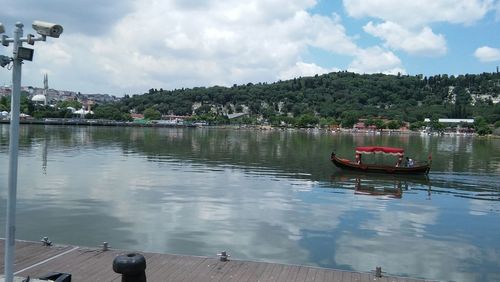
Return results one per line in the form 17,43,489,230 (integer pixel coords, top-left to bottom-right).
4,22,24,282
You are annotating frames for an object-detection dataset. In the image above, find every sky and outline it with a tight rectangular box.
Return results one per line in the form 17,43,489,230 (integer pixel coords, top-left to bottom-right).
0,0,499,96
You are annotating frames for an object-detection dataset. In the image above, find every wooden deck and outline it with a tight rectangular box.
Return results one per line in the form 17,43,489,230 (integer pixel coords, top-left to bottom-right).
0,239,429,281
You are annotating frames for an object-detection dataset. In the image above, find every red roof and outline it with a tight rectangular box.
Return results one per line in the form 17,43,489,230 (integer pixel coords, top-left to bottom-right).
131,113,144,119
355,146,404,156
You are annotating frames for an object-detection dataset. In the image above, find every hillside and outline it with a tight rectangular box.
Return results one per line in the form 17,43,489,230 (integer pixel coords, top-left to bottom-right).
113,71,499,126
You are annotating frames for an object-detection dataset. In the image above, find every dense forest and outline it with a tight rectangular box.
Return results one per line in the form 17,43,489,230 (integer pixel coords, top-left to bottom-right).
3,71,499,131
115,72,499,127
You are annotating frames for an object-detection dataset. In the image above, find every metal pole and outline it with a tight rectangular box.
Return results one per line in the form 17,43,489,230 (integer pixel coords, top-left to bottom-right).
4,22,24,282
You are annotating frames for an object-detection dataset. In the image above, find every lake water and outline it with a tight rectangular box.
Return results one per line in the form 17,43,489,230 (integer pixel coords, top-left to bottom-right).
0,125,499,281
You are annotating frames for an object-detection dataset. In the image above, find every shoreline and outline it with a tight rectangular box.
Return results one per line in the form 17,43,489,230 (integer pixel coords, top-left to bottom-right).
0,118,498,138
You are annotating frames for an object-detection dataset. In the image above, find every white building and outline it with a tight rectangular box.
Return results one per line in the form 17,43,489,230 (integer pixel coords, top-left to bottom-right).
424,118,474,124
31,94,47,105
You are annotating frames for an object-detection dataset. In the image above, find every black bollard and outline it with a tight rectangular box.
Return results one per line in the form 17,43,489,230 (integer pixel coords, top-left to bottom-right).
112,253,147,282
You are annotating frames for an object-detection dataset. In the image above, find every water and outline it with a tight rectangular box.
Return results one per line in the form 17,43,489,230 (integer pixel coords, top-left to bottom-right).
0,125,499,281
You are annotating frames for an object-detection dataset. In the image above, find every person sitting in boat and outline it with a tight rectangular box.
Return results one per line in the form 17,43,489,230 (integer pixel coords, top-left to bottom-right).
396,155,403,167
355,153,362,164
406,157,414,167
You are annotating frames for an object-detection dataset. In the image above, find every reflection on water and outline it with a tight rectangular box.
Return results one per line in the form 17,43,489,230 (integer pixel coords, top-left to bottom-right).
0,125,499,282
354,177,404,199
330,172,432,199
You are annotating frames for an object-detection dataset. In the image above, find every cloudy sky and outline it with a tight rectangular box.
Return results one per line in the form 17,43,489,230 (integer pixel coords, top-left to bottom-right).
1,0,499,96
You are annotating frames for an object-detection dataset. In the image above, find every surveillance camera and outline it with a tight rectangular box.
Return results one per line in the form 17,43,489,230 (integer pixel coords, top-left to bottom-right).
0,55,12,68
0,22,5,34
32,20,63,38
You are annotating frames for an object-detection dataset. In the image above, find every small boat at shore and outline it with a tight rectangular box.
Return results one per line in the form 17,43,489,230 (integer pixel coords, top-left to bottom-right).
331,146,431,175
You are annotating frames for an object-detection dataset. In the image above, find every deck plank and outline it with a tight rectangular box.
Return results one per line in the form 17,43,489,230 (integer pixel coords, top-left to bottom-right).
285,265,302,281
351,271,362,282
180,257,220,282
252,261,276,282
276,264,297,282
147,253,186,280
13,246,79,276
268,263,285,282
225,260,253,282
0,239,427,282
237,260,268,282
149,254,198,281
168,256,208,282
4,242,74,274
219,260,246,281
294,265,309,282
304,267,318,282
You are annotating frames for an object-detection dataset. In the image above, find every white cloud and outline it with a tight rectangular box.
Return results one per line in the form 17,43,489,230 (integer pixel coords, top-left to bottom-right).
0,0,365,95
303,13,359,55
279,62,339,80
102,0,357,90
474,46,500,62
364,21,447,56
348,46,405,75
3,0,495,95
343,0,494,27
343,0,496,58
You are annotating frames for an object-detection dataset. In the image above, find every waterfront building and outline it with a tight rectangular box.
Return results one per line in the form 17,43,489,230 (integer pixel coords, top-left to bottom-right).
30,74,49,105
31,94,47,105
423,118,475,134
423,118,474,124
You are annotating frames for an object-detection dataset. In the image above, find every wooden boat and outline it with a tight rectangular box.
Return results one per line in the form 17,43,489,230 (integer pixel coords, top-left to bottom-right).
331,146,431,175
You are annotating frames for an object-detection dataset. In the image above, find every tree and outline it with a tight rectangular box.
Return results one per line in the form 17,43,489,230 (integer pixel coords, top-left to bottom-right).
195,104,212,115
319,117,337,128
410,121,426,131
474,116,492,135
57,100,82,110
93,105,131,121
364,118,375,126
295,114,319,128
341,111,359,128
0,96,8,111
374,119,385,129
144,107,161,120
91,71,499,128
429,116,445,133
386,120,400,130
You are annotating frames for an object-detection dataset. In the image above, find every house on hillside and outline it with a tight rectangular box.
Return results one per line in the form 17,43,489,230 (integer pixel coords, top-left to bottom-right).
226,113,247,120
354,122,365,130
131,113,144,120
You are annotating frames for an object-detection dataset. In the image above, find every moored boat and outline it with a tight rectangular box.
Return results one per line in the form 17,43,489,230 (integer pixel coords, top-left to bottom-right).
331,146,431,175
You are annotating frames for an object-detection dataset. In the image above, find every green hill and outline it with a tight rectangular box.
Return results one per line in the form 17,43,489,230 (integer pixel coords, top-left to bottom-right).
113,71,499,127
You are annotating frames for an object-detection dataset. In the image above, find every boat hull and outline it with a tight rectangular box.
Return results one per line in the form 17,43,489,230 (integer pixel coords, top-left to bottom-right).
330,152,430,175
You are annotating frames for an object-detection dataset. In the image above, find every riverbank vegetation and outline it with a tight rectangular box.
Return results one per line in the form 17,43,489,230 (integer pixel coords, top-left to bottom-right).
4,71,500,134
120,71,499,133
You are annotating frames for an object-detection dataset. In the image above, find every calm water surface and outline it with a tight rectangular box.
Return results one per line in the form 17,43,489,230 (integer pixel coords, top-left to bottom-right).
0,125,499,281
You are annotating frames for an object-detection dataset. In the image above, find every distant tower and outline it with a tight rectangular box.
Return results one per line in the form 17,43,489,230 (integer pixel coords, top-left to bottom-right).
32,73,48,106
43,73,48,92
43,73,48,105
497,67,500,87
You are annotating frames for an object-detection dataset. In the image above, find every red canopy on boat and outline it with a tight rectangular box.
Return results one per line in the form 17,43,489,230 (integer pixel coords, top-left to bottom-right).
355,146,404,156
